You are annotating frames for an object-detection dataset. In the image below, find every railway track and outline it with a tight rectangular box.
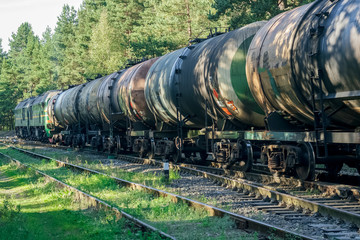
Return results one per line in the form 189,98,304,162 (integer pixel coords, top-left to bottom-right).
5,137,360,183
4,139,360,239
183,163,360,199
118,155,360,222
0,142,313,239
109,155,360,239
0,150,175,240
208,161,360,188
6,137,360,187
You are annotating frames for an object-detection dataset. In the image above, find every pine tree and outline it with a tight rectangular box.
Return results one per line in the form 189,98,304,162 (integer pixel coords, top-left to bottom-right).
76,0,107,79
53,5,83,88
88,9,127,76
0,39,5,75
0,58,22,129
131,0,227,59
7,22,39,98
209,0,313,28
106,0,144,61
34,27,58,94
8,23,34,58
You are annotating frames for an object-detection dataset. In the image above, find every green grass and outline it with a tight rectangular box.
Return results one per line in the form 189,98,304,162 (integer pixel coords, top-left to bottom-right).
26,148,181,189
25,147,220,206
0,147,253,239
0,160,158,240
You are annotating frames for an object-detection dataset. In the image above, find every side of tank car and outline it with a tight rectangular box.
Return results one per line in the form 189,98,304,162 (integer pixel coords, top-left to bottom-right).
47,59,159,153
244,0,360,180
142,21,266,165
49,73,118,147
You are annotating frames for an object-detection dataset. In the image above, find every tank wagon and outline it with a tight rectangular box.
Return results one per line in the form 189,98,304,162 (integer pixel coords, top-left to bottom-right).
144,21,266,164
47,58,160,153
15,0,360,181
245,0,360,179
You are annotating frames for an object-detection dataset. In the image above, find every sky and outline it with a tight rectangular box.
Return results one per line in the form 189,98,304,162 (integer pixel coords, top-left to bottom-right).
1,0,84,52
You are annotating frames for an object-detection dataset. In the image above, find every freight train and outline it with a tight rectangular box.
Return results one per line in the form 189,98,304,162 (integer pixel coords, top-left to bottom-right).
15,0,360,180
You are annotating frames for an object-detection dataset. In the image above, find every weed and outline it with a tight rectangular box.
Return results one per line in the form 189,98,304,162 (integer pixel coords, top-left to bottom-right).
0,199,21,221
169,169,181,180
254,210,265,221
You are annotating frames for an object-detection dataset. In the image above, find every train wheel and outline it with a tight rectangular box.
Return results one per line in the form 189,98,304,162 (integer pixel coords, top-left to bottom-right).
200,151,208,161
185,152,197,164
80,134,86,149
172,149,181,163
147,140,155,159
104,138,113,153
356,165,360,175
91,137,97,150
72,136,78,148
326,162,343,177
148,151,154,159
295,143,315,181
115,136,124,154
237,140,253,172
64,135,72,146
96,136,103,151
138,151,145,158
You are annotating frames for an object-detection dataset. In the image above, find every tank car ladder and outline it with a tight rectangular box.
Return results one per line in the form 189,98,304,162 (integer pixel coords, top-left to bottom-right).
173,46,194,161
309,0,340,160
310,71,329,159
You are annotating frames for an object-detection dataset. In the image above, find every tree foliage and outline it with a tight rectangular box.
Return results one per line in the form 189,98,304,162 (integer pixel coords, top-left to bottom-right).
209,0,313,28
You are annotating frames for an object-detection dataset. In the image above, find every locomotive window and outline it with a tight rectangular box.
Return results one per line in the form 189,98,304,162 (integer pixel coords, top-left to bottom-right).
30,106,33,120
22,109,25,120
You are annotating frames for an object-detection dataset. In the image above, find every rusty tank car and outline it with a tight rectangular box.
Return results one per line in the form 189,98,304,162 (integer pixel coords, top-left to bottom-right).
47,59,159,151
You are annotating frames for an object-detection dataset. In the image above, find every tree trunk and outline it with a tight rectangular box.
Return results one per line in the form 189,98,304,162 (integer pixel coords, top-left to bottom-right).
185,0,192,41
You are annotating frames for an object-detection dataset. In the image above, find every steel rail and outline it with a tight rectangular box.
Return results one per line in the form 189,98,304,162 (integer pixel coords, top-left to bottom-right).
5,144,313,240
0,151,175,240
115,154,360,227
180,162,360,199
4,140,360,222
5,138,360,191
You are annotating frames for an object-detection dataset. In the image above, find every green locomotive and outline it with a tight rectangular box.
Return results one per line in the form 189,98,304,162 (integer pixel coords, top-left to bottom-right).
14,90,60,141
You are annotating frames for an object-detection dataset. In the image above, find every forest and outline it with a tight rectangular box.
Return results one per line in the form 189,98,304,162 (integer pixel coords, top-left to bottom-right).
0,0,312,129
